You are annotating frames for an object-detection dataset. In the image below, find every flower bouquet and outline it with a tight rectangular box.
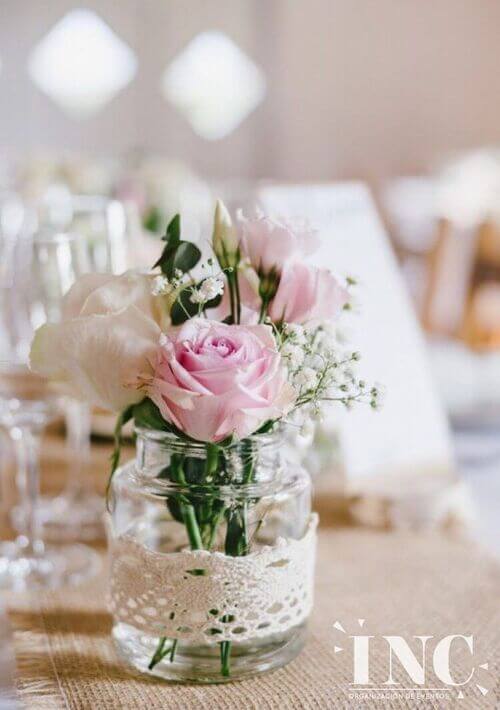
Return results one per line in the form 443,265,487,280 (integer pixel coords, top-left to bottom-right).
30,201,378,683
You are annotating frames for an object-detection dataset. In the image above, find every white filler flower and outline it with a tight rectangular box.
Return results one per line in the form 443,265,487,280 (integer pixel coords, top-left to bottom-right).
294,367,318,391
151,275,172,296
281,343,305,369
190,276,225,304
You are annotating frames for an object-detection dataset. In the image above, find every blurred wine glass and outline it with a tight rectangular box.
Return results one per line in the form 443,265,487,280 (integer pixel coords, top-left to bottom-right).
36,191,130,542
0,197,99,589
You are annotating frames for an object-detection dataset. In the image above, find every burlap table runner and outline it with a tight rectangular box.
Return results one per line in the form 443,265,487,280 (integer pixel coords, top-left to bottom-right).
1,433,499,707
5,527,499,709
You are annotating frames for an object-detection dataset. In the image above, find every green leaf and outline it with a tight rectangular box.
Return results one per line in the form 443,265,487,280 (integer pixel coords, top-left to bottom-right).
205,292,223,310
133,398,170,431
143,205,165,235
253,419,277,435
171,288,199,325
152,213,202,277
172,242,201,274
153,214,182,274
164,213,181,245
133,397,220,445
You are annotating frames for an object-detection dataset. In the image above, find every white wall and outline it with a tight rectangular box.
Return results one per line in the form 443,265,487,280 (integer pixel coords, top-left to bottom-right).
267,0,500,182
1,0,500,181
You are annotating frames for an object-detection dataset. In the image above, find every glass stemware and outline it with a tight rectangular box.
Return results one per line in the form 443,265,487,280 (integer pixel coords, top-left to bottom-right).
36,194,129,541
0,372,99,590
0,204,99,589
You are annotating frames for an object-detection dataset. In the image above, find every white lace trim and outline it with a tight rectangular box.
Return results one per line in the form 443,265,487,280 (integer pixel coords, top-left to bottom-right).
108,514,318,644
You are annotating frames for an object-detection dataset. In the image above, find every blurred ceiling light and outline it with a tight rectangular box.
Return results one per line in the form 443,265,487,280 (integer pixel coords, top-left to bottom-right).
27,9,137,119
161,31,266,140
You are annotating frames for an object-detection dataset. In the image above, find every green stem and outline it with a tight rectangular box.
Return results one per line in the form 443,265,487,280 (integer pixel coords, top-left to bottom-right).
228,273,237,323
233,270,241,324
207,505,225,549
181,503,204,550
169,639,178,662
149,454,204,672
258,297,269,323
219,442,254,677
220,638,231,677
148,637,169,670
205,443,219,478
242,439,255,484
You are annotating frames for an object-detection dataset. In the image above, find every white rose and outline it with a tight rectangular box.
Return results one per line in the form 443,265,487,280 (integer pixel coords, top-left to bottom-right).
30,271,163,412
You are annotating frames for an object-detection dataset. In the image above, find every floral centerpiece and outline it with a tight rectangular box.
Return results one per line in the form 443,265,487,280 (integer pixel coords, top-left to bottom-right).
30,201,378,683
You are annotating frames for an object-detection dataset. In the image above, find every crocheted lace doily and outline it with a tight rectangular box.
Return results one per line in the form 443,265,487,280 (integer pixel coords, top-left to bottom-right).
108,513,318,644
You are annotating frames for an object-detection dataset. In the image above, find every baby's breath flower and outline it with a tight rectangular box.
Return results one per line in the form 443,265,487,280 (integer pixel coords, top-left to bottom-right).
281,343,305,369
190,276,224,305
283,323,307,344
300,420,315,437
200,276,224,301
307,353,324,370
189,289,205,304
151,275,172,296
294,367,318,391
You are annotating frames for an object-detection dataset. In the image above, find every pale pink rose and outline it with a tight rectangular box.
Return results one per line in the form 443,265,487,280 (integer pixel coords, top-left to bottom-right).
148,319,295,442
269,262,349,324
239,213,319,273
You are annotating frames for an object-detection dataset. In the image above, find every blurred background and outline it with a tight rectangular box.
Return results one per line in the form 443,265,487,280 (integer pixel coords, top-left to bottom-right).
0,0,499,561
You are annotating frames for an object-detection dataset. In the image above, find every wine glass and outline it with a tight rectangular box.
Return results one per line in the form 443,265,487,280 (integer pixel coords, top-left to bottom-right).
36,193,129,541
0,202,99,589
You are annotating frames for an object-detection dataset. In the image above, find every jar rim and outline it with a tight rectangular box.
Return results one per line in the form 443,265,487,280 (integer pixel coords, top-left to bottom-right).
132,424,288,493
118,458,309,499
134,425,284,450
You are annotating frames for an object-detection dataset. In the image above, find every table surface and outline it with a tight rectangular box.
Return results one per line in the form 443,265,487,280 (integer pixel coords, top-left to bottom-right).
0,430,498,708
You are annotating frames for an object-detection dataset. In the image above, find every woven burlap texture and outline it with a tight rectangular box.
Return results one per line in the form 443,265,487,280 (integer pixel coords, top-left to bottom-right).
6,526,499,710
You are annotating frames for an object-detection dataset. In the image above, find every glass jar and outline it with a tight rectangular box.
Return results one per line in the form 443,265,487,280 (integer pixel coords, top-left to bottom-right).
108,427,316,683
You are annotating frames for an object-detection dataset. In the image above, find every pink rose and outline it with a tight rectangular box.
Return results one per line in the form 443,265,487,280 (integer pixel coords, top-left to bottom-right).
239,214,319,273
269,262,349,324
148,319,295,442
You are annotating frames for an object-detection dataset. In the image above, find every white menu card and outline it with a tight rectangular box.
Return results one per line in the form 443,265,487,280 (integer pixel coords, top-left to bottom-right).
258,182,455,489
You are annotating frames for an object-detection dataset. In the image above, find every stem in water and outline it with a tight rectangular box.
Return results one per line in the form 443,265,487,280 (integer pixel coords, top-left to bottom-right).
11,426,44,557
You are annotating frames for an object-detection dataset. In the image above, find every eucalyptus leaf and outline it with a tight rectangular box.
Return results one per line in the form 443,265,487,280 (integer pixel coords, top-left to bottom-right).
153,214,182,274
205,292,223,310
172,242,201,274
164,214,181,245
153,243,176,274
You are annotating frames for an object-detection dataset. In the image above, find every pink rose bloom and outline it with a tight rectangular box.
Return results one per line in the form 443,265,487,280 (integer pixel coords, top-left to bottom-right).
149,319,295,442
239,213,319,273
269,262,349,324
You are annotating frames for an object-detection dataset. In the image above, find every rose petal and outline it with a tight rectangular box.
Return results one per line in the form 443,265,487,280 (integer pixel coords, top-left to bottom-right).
30,305,160,411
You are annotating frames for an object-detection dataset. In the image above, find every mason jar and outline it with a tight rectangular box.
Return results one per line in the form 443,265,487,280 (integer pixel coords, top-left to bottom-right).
107,427,317,683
